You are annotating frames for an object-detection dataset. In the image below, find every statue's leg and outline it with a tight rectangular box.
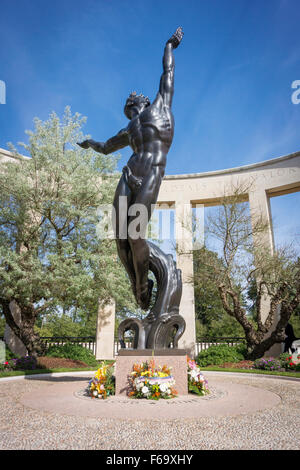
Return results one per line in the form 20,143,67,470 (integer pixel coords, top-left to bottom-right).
128,166,163,309
113,174,137,294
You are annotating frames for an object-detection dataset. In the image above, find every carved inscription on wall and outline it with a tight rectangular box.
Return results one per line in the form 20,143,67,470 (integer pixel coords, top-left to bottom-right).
160,165,300,196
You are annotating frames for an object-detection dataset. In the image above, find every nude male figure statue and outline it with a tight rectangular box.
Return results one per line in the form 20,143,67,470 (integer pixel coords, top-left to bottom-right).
78,27,184,311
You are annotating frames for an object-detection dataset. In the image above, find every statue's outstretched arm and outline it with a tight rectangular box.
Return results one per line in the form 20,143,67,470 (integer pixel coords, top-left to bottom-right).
77,128,129,154
158,27,184,107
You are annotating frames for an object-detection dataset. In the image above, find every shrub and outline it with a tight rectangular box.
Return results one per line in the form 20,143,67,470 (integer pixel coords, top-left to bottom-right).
196,343,246,367
253,357,282,371
15,356,38,370
45,343,98,367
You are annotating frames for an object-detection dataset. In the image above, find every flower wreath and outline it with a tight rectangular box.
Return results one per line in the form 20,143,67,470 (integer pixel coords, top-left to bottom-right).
128,359,177,400
87,361,115,399
187,357,209,396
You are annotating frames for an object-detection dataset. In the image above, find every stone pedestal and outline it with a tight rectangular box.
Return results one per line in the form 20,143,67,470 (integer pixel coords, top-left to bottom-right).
115,349,188,396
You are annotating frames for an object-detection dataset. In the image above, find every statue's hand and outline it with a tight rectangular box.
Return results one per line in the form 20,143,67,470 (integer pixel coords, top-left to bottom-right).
77,139,91,149
167,27,184,49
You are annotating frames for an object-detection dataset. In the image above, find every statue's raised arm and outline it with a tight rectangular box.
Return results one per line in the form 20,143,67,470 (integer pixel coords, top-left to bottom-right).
158,27,184,108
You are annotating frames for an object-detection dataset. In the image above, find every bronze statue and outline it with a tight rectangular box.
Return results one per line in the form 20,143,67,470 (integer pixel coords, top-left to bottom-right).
78,28,186,349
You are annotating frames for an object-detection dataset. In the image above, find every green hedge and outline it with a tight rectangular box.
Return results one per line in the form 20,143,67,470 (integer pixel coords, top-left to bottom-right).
196,344,246,367
45,343,99,367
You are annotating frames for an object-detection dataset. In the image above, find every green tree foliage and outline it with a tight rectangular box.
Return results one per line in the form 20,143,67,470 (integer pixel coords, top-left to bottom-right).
0,107,136,355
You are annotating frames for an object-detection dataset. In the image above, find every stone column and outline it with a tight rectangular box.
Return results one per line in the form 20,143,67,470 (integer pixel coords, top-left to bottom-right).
248,189,281,356
249,189,275,256
95,299,116,360
175,200,196,356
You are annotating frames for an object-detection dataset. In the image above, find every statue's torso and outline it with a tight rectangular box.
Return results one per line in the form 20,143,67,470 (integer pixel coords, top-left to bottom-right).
127,100,174,178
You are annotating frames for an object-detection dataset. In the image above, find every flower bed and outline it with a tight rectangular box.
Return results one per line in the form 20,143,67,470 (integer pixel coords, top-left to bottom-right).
0,356,37,371
87,362,115,399
254,355,300,372
253,357,282,371
128,359,177,400
187,357,209,396
279,353,300,371
0,359,17,372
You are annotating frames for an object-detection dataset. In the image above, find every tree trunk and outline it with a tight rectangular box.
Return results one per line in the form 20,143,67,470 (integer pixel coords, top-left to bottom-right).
218,285,291,360
246,331,286,360
2,300,44,358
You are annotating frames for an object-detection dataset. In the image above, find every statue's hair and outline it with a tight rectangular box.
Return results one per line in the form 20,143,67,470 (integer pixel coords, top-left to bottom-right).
124,91,150,119
127,91,150,106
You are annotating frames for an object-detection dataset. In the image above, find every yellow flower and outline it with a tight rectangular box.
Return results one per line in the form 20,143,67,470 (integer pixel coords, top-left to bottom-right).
158,372,168,377
141,371,150,376
95,366,107,380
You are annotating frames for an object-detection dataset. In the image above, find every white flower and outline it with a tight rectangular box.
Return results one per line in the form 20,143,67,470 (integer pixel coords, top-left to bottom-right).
190,370,198,379
92,390,98,397
159,383,168,393
136,382,144,390
142,386,149,395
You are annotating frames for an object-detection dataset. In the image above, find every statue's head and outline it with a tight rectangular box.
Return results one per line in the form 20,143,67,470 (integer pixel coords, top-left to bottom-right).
124,91,150,119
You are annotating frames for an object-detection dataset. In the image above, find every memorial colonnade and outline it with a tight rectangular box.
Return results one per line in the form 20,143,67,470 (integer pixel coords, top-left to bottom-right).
97,150,300,358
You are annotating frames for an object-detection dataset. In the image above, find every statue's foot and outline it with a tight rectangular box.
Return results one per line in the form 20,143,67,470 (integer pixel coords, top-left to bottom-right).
137,279,154,311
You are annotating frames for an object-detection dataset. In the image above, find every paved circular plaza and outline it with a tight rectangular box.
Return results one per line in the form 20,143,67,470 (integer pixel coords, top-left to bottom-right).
0,371,299,450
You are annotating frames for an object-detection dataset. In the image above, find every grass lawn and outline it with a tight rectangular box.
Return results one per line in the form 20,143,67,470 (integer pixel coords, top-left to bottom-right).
0,367,96,378
0,362,299,379
0,358,115,378
200,366,300,378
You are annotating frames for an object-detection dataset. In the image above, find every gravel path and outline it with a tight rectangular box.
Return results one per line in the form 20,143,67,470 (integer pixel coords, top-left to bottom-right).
0,372,299,450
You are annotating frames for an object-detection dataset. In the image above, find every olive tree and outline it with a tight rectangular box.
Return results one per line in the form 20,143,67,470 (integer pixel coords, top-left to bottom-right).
195,184,300,359
0,107,135,356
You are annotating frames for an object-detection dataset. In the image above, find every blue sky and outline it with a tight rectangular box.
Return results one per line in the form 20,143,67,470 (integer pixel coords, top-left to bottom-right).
0,0,299,250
